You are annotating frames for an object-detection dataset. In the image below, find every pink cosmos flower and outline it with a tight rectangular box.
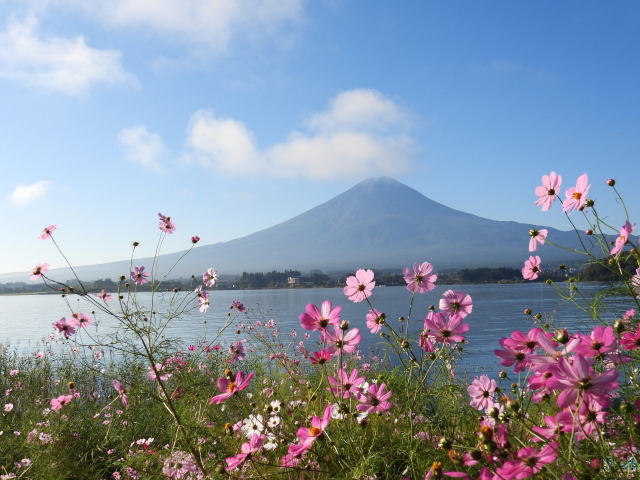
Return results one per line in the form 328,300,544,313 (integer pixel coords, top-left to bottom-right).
610,220,634,256
573,326,617,357
327,368,366,399
229,340,246,362
309,349,333,365
503,328,546,353
632,268,640,298
131,266,150,286
494,338,530,373
439,290,473,318
403,261,437,293
366,309,385,334
288,404,332,457
203,268,218,287
424,313,469,344
343,269,375,302
157,213,176,234
621,325,640,350
356,382,393,414
299,301,341,331
71,312,93,328
30,263,50,281
147,363,171,382
531,412,575,442
547,354,618,409
50,394,74,410
113,379,129,408
209,371,254,404
226,433,265,471
521,256,541,280
39,224,57,240
562,173,591,214
231,300,247,313
534,172,562,211
95,290,113,302
191,236,200,244
194,286,210,313
320,326,362,354
496,442,558,479
528,228,548,252
467,375,497,411
163,450,197,478
52,318,76,339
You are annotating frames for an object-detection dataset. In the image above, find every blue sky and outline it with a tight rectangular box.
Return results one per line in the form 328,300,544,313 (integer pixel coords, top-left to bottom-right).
1,1,639,276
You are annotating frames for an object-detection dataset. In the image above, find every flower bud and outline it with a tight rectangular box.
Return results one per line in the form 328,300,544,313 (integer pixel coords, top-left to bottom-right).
499,370,507,379
559,264,566,270
191,236,200,244
585,199,594,207
340,321,349,331
585,229,593,235
606,179,615,186
524,308,532,315
438,437,452,449
132,241,139,247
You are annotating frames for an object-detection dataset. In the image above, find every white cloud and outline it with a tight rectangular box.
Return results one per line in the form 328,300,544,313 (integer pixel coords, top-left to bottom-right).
9,180,52,207
0,15,136,95
184,89,415,180
62,0,303,54
118,125,167,171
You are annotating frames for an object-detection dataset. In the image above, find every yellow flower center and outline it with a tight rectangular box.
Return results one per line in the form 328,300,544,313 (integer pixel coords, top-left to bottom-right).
226,382,236,392
309,426,321,436
572,192,582,200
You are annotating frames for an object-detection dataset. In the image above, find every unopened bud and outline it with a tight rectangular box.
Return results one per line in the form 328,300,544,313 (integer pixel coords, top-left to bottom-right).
585,199,594,207
191,236,200,244
132,241,139,247
606,179,615,186
340,320,349,331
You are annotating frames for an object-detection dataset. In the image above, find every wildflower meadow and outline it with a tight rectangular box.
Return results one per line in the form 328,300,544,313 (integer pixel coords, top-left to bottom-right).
1,173,639,479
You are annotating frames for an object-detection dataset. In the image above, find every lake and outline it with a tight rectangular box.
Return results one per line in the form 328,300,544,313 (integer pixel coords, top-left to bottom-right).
0,283,626,373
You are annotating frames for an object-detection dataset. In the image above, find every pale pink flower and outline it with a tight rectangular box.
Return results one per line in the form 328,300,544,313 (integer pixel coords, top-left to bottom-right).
113,379,129,408
39,225,57,240
4,403,13,412
356,382,393,414
209,371,254,404
439,290,473,318
467,375,497,411
50,395,73,410
231,300,247,313
203,268,218,287
95,290,113,302
147,363,171,382
343,269,375,302
521,256,541,280
194,286,209,313
157,213,176,234
299,301,341,331
229,340,246,362
534,172,562,211
162,450,197,478
226,433,265,471
610,220,634,256
131,266,150,286
30,263,50,281
403,261,437,293
365,309,385,334
562,173,591,214
528,228,548,252
321,326,362,354
71,312,92,328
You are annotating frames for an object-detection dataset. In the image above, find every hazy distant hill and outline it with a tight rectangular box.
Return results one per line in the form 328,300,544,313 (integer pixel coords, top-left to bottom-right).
1,177,586,283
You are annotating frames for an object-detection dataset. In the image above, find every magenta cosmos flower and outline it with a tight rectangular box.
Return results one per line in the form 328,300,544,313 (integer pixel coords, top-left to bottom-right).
534,171,562,211
562,173,591,214
424,313,469,344
356,382,393,414
50,394,74,410
157,212,176,234
39,224,57,240
610,220,634,256
343,269,375,302
439,290,473,318
226,433,265,471
131,266,150,286
299,301,341,331
228,340,246,362
30,263,50,281
366,309,385,334
95,289,113,302
528,228,548,252
231,300,247,313
496,441,558,479
522,256,541,280
403,261,437,293
113,379,129,408
209,371,254,404
327,368,366,399
288,404,333,457
321,326,362,354
467,375,497,411
52,318,76,339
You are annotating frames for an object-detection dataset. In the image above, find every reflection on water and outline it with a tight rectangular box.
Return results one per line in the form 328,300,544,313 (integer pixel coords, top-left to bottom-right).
0,283,631,372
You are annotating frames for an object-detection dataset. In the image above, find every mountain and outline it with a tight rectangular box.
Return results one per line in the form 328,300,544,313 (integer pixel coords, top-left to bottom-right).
1,177,585,283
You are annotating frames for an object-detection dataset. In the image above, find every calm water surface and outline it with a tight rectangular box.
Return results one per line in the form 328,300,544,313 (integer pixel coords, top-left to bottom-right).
0,283,624,372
